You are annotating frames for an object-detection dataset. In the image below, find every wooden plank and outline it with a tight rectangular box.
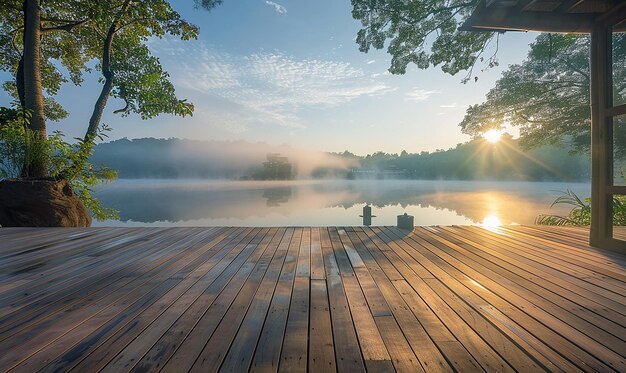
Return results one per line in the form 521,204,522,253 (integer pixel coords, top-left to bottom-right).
320,229,365,373
0,228,140,276
308,279,336,373
0,228,219,369
381,228,544,372
217,228,295,373
154,228,277,373
77,227,246,373
457,228,626,324
458,227,626,314
452,226,626,329
278,227,311,373
470,229,626,294
310,227,325,280
339,230,424,372
365,228,516,373
249,228,302,373
484,226,626,279
0,227,163,306
338,229,391,317
374,315,426,373
328,229,393,371
356,229,460,345
31,228,247,373
389,227,621,372
348,231,454,373
65,227,263,372
190,228,288,372
0,228,180,322
1,225,624,373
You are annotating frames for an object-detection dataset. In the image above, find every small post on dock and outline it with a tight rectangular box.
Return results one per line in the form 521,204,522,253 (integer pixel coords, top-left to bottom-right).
360,204,376,226
397,213,414,230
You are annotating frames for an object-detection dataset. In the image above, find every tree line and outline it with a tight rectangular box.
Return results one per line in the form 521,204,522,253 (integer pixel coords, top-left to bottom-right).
90,136,590,182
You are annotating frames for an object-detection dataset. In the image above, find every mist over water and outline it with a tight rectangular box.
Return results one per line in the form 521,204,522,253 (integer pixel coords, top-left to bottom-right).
91,139,358,179
92,179,590,227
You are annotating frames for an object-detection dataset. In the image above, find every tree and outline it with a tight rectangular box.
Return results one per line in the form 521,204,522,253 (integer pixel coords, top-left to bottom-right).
252,153,294,180
459,33,626,155
351,0,496,79
0,0,223,177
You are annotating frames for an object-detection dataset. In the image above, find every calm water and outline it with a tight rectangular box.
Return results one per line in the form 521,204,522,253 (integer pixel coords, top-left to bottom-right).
92,179,591,227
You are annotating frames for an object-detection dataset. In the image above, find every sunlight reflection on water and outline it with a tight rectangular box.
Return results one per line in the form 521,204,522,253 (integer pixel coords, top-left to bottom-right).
92,179,590,227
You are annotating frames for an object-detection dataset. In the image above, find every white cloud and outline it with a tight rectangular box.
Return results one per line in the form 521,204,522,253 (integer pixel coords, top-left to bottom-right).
440,103,458,108
405,88,439,102
366,59,376,64
265,1,287,14
156,40,393,129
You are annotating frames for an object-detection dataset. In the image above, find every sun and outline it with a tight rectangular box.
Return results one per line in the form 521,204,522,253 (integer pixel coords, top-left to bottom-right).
483,129,503,143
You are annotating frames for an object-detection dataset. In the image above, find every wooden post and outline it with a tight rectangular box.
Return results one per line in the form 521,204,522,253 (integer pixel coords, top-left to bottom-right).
589,23,613,248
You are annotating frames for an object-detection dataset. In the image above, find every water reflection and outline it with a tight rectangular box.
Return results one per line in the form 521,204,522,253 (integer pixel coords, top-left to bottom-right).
262,187,292,206
481,215,502,228
92,179,590,227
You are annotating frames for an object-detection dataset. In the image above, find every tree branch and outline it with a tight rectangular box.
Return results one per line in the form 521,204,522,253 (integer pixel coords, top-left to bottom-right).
41,19,88,33
113,99,130,114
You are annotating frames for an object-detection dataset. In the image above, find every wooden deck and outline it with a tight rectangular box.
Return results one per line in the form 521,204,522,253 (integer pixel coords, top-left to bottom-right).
0,226,625,372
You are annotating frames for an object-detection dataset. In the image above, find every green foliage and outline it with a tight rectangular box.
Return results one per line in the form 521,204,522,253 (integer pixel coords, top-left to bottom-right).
0,0,220,122
536,190,626,226
48,126,119,220
0,107,52,178
252,153,294,180
351,0,495,77
0,0,223,218
0,112,118,220
460,34,626,154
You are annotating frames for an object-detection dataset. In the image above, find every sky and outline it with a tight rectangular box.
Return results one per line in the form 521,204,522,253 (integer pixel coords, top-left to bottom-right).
0,0,540,155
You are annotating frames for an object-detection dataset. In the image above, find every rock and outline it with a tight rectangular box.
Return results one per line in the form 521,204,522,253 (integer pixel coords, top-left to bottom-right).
0,178,92,227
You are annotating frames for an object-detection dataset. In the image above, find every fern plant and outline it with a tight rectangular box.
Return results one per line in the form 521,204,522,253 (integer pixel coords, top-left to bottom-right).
536,190,626,226
0,109,118,220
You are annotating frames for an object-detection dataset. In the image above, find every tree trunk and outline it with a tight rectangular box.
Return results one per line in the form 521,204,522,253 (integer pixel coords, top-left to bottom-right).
16,56,25,109
85,25,115,143
84,0,132,143
22,0,47,177
64,0,131,179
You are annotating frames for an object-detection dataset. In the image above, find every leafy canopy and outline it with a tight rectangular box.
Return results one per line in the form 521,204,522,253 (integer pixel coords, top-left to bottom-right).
0,0,221,121
0,0,222,218
459,33,626,155
351,0,496,78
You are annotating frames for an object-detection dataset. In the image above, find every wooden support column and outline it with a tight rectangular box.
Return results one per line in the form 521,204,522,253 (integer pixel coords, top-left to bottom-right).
589,23,613,248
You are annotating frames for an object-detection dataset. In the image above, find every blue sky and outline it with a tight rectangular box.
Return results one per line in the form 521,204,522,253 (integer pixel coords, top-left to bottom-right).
0,0,539,155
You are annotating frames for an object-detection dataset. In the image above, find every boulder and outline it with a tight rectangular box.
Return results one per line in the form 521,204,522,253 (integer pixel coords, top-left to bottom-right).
0,178,92,227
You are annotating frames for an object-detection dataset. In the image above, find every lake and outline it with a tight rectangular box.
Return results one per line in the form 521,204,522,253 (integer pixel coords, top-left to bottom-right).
92,179,591,227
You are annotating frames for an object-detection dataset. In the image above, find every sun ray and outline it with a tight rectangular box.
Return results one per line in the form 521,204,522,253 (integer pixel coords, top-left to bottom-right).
498,140,566,179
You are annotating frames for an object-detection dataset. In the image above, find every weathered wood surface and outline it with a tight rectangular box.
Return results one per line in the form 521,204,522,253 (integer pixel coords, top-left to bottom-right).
0,226,625,372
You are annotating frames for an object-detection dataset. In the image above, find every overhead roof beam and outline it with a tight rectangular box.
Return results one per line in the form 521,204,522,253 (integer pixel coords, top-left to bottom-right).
461,3,594,32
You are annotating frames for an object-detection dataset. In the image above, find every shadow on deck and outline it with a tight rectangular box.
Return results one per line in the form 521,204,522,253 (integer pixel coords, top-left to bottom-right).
0,225,625,372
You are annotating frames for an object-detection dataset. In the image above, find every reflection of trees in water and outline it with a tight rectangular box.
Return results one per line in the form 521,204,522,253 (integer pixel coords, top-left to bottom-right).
316,182,591,224
262,187,292,207
94,180,590,225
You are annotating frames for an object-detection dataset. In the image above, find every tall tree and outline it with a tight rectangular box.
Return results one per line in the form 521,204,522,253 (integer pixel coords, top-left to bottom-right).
459,33,626,156
21,0,45,176
351,0,496,78
0,0,223,177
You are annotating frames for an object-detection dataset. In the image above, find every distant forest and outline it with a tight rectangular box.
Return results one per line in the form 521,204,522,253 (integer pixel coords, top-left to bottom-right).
90,137,591,181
